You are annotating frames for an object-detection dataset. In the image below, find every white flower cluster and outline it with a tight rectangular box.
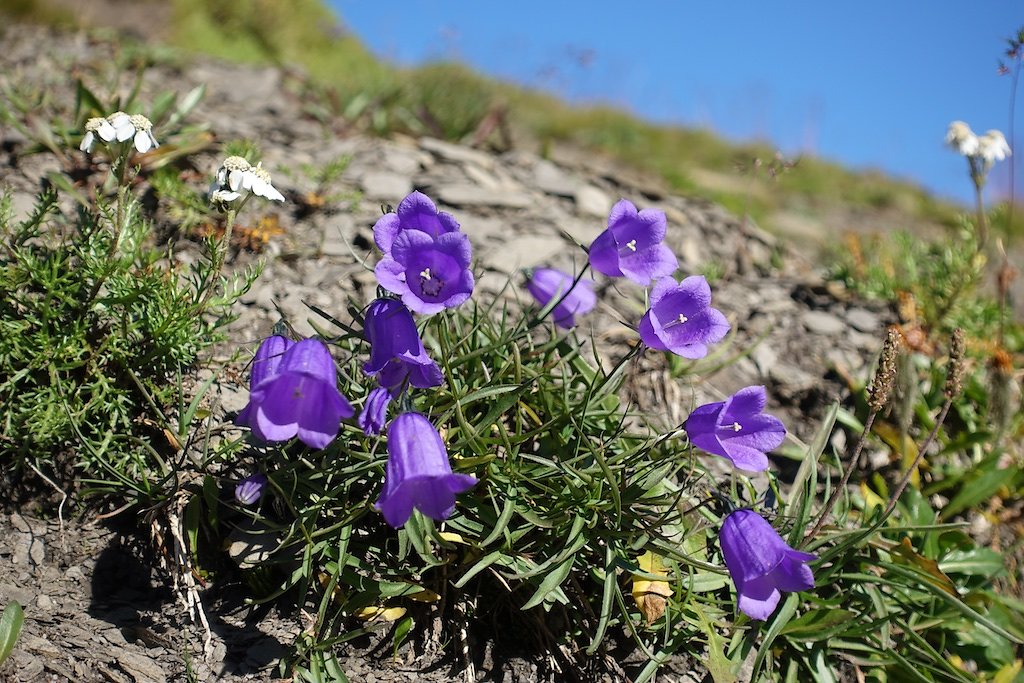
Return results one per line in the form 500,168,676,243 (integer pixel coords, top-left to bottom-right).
80,112,159,154
945,121,1011,166
208,156,286,207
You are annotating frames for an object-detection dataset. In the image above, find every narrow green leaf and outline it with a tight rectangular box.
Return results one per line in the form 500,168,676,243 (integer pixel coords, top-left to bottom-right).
0,602,24,665
522,556,573,610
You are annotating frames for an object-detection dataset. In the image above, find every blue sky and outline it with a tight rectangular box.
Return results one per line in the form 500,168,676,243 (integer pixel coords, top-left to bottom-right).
330,1,1024,205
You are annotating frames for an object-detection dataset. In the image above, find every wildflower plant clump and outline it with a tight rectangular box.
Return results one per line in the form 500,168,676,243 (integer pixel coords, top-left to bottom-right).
0,90,259,497
216,187,843,679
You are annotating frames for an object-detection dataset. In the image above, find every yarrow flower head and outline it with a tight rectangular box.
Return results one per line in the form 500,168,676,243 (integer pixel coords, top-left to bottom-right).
374,412,478,528
525,268,597,329
638,275,729,359
374,190,461,257
210,156,285,206
80,117,115,153
235,473,268,505
683,385,786,472
720,509,815,620
363,298,444,390
945,120,980,157
79,112,158,154
588,199,678,285
358,387,393,437
375,231,474,315
235,337,353,449
217,156,252,193
978,129,1011,165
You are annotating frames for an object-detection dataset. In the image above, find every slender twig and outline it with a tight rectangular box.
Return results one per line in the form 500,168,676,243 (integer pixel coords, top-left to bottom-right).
27,460,67,541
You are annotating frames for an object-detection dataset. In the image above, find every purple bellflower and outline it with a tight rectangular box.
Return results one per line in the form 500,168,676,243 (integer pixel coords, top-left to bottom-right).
235,473,268,505
638,275,729,359
375,230,474,315
363,298,444,391
683,385,786,472
358,387,393,436
373,190,461,257
589,199,678,285
235,338,353,449
525,268,597,329
374,412,478,528
720,509,815,620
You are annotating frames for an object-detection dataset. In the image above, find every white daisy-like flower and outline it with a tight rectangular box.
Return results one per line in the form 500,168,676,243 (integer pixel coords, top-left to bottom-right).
80,117,115,153
243,162,285,202
945,120,980,156
128,114,159,153
978,130,1011,164
216,156,252,193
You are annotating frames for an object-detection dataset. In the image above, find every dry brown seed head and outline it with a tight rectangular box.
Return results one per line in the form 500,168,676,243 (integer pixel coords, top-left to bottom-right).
869,326,902,413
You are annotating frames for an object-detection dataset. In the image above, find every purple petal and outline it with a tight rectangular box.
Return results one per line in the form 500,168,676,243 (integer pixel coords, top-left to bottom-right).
723,385,769,420
736,578,782,620
407,361,444,388
278,339,337,384
619,243,678,285
372,213,402,255
296,381,353,448
526,268,596,328
638,311,668,351
374,413,477,528
396,191,454,237
610,206,667,252
249,336,294,390
721,510,788,584
683,401,724,440
770,556,816,592
358,387,392,436
374,258,409,297
588,229,624,278
606,198,638,227
719,509,814,620
235,473,268,505
649,277,677,306
391,231,474,314
720,442,770,471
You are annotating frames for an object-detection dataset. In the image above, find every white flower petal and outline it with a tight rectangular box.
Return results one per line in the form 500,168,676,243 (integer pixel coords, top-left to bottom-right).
114,119,135,142
96,120,117,141
228,169,246,192
79,131,95,152
134,131,152,153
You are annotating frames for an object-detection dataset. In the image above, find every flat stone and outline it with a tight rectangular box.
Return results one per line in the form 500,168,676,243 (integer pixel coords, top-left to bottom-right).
320,215,357,258
847,307,881,333
482,234,568,271
802,310,845,336
437,184,532,208
227,520,280,568
575,184,612,218
751,343,778,377
419,137,494,169
359,172,412,201
533,160,580,197
379,145,428,175
116,650,168,683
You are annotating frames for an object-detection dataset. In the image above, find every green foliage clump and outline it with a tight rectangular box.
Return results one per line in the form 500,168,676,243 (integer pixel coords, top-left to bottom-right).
0,184,256,497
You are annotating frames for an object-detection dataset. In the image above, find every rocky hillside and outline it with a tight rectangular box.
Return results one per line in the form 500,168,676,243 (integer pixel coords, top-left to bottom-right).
0,25,892,682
